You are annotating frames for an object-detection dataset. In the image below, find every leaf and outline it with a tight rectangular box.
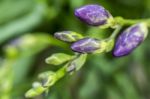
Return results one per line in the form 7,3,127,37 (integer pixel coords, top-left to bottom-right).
0,0,34,25
0,1,46,43
12,56,35,84
114,73,140,99
79,69,100,99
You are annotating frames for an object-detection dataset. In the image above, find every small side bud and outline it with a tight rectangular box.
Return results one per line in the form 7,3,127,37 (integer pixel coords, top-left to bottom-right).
113,23,148,57
25,82,45,98
54,31,83,42
67,54,87,74
71,38,100,53
74,4,113,27
38,71,56,87
45,53,73,65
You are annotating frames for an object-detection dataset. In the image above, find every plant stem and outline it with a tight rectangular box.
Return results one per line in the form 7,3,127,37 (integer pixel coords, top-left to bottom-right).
114,17,150,26
110,25,122,39
55,65,67,80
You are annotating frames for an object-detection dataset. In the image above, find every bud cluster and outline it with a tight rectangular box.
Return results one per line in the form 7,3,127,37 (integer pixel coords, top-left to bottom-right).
53,4,149,56
26,3,149,98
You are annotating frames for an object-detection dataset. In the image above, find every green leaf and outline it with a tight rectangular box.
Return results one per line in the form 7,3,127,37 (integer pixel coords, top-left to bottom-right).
0,1,46,43
4,33,51,58
0,0,34,25
79,69,100,99
114,73,140,99
12,56,35,84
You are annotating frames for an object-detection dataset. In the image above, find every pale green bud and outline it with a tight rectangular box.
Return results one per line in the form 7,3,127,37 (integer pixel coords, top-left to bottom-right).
45,53,73,65
25,82,45,98
38,71,56,87
67,54,87,74
54,31,83,42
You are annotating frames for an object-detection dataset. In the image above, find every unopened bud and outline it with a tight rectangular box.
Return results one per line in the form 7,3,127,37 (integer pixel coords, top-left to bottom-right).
71,38,100,53
38,71,56,87
74,4,113,27
25,82,45,98
54,31,83,42
45,53,73,65
113,23,148,57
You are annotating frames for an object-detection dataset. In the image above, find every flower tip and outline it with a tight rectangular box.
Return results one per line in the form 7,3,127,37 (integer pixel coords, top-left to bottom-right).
54,32,60,39
113,49,129,57
74,4,112,26
74,9,79,17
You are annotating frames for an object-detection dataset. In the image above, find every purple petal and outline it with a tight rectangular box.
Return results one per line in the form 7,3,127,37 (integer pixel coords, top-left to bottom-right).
113,23,148,57
71,38,100,53
74,4,112,26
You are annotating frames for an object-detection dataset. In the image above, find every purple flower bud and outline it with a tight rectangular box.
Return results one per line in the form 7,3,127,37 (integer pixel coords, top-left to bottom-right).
113,23,148,57
74,4,112,26
71,38,100,53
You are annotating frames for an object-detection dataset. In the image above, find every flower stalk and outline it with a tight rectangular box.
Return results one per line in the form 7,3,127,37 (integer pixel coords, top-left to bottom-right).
114,17,150,27
25,3,150,98
25,53,87,98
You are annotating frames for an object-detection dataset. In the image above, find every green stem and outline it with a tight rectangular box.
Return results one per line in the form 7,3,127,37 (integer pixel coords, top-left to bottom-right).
0,59,14,99
25,53,88,98
114,17,150,26
55,65,67,80
110,25,122,39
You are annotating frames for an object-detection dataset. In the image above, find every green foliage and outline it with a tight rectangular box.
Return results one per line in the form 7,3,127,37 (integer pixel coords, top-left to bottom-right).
0,0,150,99
0,0,46,44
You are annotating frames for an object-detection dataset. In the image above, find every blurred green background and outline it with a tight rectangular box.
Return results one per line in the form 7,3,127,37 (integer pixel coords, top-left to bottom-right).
0,0,150,99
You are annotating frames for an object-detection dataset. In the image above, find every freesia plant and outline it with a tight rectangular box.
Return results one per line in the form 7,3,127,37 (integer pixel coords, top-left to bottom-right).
25,4,149,98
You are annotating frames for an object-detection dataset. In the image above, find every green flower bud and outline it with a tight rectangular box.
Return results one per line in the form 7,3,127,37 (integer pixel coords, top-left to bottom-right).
38,71,56,87
45,53,73,65
67,54,87,74
54,31,83,42
25,82,45,98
